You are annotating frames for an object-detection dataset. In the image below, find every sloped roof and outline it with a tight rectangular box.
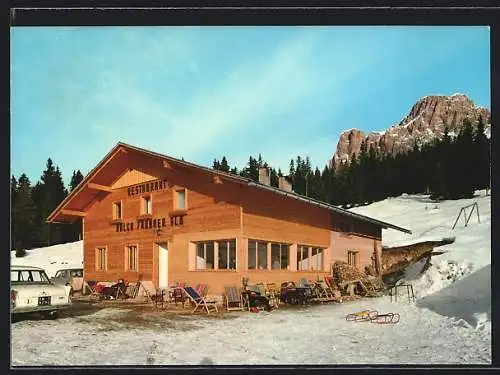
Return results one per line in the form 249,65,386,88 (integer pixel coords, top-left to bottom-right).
47,142,411,234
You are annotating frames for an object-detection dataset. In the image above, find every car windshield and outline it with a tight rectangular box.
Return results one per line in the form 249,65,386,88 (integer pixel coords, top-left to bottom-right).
11,270,51,284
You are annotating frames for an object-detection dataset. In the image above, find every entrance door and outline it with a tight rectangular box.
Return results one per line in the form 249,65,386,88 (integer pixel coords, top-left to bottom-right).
158,243,169,289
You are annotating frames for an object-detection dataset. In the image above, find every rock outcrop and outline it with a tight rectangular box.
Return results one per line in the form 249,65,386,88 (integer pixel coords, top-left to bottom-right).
331,94,491,169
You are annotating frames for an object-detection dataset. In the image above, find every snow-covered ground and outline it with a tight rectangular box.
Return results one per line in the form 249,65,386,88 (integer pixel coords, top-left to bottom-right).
11,241,83,277
11,191,491,365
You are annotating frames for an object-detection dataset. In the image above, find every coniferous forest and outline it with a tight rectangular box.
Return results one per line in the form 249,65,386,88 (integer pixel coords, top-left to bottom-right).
11,117,490,252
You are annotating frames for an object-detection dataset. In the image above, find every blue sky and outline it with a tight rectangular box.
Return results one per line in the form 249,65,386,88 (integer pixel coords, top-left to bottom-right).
11,26,490,186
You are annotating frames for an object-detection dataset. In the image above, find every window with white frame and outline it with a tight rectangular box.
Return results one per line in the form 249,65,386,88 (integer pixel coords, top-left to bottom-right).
248,240,268,270
311,247,324,271
126,245,138,271
297,245,310,271
271,243,289,270
176,189,186,210
196,241,215,270
217,239,236,270
347,250,358,267
113,201,122,220
142,196,152,215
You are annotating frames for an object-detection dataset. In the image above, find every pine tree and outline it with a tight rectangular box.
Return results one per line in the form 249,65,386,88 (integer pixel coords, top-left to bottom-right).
474,116,490,191
12,174,37,250
63,169,85,242
270,168,279,188
70,170,84,191
35,158,68,246
220,157,230,172
212,159,220,170
453,119,475,198
11,176,18,249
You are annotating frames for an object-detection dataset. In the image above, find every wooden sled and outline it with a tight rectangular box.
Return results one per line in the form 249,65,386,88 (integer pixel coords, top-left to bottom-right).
346,310,379,322
370,313,400,324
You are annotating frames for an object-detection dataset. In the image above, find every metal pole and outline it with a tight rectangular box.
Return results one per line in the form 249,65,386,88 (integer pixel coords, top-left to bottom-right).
476,202,481,223
452,208,463,229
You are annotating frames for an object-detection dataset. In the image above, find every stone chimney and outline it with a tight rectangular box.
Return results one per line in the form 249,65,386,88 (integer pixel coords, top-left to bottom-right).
258,167,271,186
278,176,292,192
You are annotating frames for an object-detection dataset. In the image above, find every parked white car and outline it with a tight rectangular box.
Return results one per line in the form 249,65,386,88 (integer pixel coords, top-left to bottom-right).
11,265,72,318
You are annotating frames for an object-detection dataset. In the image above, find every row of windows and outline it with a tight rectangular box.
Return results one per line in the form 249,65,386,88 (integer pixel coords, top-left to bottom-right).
96,245,138,272
112,189,187,220
95,241,326,272
196,240,237,270
195,239,325,272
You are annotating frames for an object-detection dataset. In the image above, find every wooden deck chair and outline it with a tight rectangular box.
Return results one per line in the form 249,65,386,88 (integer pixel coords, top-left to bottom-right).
85,280,104,302
224,285,244,311
316,281,336,302
195,283,208,298
172,282,186,307
264,283,280,309
183,286,218,314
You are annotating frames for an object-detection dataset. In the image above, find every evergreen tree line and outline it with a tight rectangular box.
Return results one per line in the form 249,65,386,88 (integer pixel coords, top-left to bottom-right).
213,116,490,208
11,159,84,251
12,117,489,250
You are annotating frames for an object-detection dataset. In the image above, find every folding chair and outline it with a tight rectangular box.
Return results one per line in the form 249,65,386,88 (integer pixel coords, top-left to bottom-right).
195,283,208,298
224,285,245,311
183,286,219,314
85,280,104,302
264,283,280,309
172,282,186,307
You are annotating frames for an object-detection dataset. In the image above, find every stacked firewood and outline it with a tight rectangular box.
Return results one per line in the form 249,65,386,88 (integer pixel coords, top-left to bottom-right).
331,261,365,285
331,261,385,296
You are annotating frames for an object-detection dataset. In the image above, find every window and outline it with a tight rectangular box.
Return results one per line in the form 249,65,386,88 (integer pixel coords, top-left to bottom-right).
311,248,324,271
126,245,138,271
196,241,215,270
96,247,107,271
297,245,310,271
113,201,122,220
11,270,49,284
248,240,268,270
271,243,289,270
142,196,152,215
348,251,358,267
218,240,236,270
176,189,186,210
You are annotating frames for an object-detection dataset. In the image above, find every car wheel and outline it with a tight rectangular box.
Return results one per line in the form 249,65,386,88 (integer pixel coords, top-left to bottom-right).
43,310,59,319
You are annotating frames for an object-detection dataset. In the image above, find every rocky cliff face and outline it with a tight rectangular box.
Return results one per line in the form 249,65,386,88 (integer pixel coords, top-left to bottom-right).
331,94,491,169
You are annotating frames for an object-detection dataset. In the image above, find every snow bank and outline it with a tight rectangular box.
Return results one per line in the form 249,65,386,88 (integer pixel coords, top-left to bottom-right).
350,190,490,328
11,241,83,277
417,264,490,329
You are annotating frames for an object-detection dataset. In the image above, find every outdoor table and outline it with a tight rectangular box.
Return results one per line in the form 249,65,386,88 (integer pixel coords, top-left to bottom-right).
281,287,311,305
242,289,271,311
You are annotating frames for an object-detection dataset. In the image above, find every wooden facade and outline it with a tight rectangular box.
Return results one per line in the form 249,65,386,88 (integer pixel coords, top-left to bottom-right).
48,143,410,295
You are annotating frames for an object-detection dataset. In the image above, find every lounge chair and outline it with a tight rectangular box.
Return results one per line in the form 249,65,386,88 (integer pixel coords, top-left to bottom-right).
195,283,208,298
85,280,104,302
264,283,280,309
224,285,244,311
183,286,219,314
172,282,186,307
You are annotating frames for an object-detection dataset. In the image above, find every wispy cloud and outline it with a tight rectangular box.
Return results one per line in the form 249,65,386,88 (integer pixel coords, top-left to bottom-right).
11,27,490,182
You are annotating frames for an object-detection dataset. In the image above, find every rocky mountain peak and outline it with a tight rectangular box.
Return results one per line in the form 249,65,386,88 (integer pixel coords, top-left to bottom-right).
330,94,491,169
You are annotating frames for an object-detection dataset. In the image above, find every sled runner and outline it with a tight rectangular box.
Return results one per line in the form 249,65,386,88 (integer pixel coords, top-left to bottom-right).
345,310,379,322
370,312,400,324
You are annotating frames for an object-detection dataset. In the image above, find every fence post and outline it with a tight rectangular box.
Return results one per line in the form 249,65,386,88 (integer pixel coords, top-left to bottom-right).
452,208,463,230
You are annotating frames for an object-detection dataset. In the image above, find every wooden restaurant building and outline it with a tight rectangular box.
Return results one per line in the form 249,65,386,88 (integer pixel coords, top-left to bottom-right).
47,142,411,295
